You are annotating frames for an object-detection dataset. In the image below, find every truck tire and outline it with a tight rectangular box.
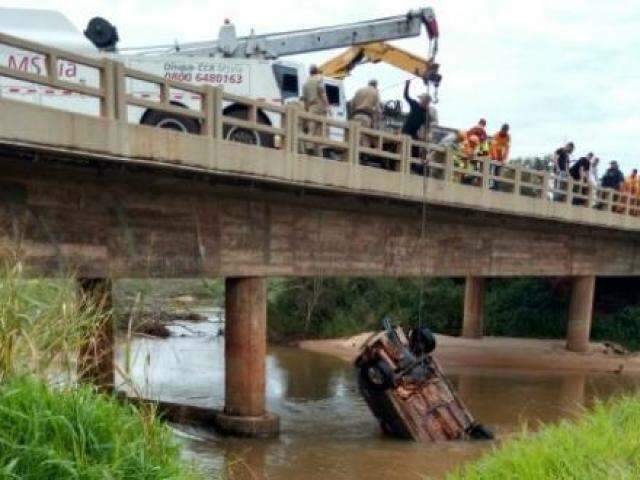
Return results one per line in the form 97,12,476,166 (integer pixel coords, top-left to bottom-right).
409,326,437,355
223,106,275,148
361,359,394,391
141,109,200,134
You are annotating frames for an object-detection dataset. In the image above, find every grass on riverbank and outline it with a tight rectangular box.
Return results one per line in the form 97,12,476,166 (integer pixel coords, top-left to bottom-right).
0,259,204,479
0,376,202,479
448,396,640,480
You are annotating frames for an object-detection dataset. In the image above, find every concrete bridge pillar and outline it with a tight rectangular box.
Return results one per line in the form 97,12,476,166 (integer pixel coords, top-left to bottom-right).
215,277,279,437
566,275,595,353
462,276,485,338
77,278,114,393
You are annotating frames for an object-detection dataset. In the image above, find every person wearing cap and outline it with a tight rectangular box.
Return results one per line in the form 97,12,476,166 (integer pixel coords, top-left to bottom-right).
301,64,329,156
350,79,381,150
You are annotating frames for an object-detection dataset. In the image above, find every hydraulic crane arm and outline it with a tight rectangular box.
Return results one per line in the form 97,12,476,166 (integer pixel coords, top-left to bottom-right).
319,41,434,79
119,8,438,59
319,41,441,88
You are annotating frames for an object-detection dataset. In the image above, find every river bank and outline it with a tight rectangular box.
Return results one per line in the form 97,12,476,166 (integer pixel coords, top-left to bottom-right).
298,333,640,373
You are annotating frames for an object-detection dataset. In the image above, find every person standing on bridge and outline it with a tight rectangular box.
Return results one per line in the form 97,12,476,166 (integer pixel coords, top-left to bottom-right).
350,79,381,154
552,142,574,201
402,79,437,141
489,123,510,190
302,65,330,157
402,79,437,174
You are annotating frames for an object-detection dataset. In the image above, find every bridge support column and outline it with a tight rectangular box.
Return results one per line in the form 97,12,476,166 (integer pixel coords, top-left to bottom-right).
462,276,485,338
566,275,595,353
215,277,279,437
78,278,114,393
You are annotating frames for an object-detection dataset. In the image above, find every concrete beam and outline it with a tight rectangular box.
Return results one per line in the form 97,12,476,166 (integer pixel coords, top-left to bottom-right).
566,275,595,353
77,278,114,393
462,276,485,339
215,276,279,437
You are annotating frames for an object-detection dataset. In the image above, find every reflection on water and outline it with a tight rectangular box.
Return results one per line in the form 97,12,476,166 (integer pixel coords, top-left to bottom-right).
116,313,640,480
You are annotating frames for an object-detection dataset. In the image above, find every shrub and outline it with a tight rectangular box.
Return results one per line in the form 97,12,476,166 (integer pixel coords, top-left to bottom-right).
485,278,569,339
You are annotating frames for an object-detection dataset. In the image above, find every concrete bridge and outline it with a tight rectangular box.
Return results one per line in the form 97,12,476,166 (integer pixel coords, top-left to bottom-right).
1,32,639,436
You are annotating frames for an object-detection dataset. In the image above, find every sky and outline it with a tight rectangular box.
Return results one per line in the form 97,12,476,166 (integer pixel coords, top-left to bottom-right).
4,0,640,170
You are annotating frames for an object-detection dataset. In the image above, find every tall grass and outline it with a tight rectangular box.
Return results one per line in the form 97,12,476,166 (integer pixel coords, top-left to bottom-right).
0,257,204,479
448,396,640,479
0,260,107,381
0,376,202,479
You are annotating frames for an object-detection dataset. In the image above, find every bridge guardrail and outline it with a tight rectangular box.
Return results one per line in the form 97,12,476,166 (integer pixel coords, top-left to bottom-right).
0,30,638,225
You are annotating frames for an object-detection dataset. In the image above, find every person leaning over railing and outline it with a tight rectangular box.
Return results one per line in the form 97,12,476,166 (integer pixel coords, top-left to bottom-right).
569,153,592,206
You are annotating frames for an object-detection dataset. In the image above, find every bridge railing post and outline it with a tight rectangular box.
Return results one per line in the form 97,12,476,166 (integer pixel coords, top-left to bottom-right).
567,178,574,205
348,121,360,165
100,59,116,120
211,87,224,140
481,157,490,190
112,61,127,122
202,86,216,137
401,135,412,175
285,103,299,154
542,171,550,200
513,165,522,196
444,150,454,183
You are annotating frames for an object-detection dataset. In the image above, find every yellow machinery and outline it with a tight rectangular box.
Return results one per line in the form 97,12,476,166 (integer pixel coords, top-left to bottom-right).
318,41,441,87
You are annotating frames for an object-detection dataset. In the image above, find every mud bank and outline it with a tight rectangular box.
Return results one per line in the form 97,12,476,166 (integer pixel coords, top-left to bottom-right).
298,334,640,374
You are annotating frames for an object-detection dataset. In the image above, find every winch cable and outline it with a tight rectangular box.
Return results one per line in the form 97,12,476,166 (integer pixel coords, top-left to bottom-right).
417,136,431,359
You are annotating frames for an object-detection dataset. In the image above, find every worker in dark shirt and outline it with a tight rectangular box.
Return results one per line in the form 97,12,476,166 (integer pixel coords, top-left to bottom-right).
553,142,574,176
601,161,625,190
401,79,432,139
569,152,593,181
569,152,593,205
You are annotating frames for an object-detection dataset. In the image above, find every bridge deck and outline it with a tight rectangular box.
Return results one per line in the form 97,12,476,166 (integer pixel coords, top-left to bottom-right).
1,32,639,279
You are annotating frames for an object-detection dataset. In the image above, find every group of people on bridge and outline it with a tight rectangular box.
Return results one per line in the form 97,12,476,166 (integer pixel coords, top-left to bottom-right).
298,66,632,211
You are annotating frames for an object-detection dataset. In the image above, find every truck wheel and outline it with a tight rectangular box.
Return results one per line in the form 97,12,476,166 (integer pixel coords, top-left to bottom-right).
141,110,200,134
362,360,394,391
223,107,275,148
409,326,437,355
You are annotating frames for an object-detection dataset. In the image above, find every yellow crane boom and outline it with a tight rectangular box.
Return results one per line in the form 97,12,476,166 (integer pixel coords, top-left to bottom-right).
318,41,440,84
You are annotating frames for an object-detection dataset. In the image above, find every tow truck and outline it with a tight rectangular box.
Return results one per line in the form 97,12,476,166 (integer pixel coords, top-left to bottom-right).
0,7,439,147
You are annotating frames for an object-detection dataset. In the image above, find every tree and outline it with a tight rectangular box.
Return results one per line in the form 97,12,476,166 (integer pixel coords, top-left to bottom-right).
510,154,553,171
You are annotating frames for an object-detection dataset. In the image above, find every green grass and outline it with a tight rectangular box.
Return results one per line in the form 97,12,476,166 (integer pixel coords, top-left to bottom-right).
0,376,202,479
448,396,640,480
0,258,204,479
0,263,106,381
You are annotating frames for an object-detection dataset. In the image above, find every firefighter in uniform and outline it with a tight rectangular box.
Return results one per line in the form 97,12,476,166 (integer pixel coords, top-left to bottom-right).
301,65,329,156
350,79,381,149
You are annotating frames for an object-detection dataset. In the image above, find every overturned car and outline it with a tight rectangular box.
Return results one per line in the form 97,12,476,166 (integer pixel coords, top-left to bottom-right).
355,319,493,442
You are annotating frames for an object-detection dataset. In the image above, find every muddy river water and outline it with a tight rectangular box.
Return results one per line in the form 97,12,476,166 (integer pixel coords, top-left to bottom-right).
116,312,640,479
